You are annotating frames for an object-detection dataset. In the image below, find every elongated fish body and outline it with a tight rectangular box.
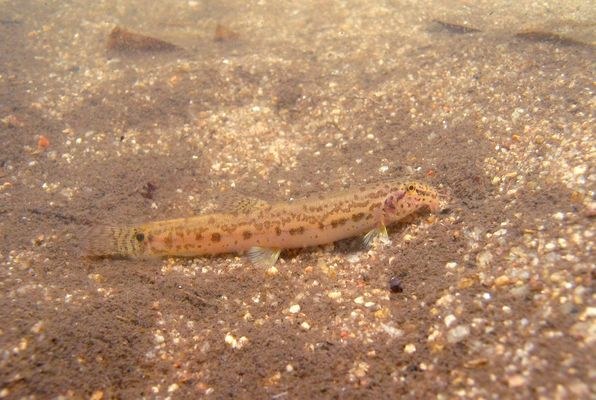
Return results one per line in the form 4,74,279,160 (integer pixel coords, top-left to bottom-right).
87,180,440,265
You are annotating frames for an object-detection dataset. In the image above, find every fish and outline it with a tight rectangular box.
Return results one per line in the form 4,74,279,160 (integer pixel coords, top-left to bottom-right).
85,180,442,266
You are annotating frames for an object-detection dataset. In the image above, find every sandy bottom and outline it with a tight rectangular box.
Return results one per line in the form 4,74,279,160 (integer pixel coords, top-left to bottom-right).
0,1,594,398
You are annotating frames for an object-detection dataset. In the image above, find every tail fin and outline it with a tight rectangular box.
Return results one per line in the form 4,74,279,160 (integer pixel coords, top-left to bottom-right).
83,225,144,258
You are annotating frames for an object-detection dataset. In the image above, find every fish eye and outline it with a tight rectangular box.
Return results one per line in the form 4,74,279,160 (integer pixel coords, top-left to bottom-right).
408,185,415,191
135,232,145,242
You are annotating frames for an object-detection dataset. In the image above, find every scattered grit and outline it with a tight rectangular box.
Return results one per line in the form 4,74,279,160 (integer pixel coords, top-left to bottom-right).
0,1,594,399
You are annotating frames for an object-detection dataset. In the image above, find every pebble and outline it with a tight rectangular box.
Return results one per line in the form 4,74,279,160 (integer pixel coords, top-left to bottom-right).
476,251,493,267
381,323,404,338
494,275,511,287
447,325,470,343
388,276,403,292
507,374,527,388
288,304,301,314
444,314,456,328
167,383,179,393
404,344,416,354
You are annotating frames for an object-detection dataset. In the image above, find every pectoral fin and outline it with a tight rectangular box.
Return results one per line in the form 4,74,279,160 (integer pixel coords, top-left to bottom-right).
247,246,281,267
363,224,389,248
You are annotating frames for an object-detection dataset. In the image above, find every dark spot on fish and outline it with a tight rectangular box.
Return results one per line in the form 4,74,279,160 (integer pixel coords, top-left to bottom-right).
194,232,203,241
275,226,282,236
351,212,365,222
318,222,325,230
164,234,173,248
243,231,252,240
330,218,347,228
135,232,145,242
289,226,305,235
211,232,221,242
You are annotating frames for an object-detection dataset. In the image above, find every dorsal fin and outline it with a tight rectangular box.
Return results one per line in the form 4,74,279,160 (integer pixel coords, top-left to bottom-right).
218,195,270,214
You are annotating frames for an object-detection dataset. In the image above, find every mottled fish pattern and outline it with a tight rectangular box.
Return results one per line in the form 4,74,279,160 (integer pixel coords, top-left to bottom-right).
86,180,441,266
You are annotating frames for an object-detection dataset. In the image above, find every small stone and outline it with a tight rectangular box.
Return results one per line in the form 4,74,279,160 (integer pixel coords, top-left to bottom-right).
476,251,493,267
458,277,475,289
447,325,470,343
266,266,279,275
167,383,179,393
572,165,587,176
354,296,364,305
154,332,165,344
286,364,294,372
381,323,404,338
445,261,458,269
389,276,403,293
30,320,44,334
510,284,529,298
350,361,369,379
288,304,301,314
300,321,311,330
444,314,457,328
507,374,526,388
90,391,103,400
404,344,416,354
224,333,237,348
327,290,342,299
494,275,511,287
545,241,557,251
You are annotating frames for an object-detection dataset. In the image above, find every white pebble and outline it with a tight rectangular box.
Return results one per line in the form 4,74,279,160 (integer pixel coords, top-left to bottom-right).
444,314,457,328
447,325,470,343
404,344,416,354
288,304,301,314
168,384,179,393
381,323,404,338
572,165,587,176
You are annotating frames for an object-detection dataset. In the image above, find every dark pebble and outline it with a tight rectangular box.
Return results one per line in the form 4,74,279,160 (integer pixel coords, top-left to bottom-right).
389,276,403,293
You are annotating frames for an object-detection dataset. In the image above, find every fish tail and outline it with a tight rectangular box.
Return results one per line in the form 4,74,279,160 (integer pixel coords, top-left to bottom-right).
83,225,145,258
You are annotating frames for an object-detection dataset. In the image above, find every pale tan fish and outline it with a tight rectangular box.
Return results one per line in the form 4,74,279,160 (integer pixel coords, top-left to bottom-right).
86,180,441,266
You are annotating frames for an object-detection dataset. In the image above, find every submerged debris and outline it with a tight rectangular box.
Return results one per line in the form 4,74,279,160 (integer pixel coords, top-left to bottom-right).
107,26,179,53
214,23,239,42
431,20,481,34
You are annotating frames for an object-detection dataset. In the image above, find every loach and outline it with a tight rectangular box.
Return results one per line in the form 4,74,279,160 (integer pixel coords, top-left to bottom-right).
86,180,442,266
